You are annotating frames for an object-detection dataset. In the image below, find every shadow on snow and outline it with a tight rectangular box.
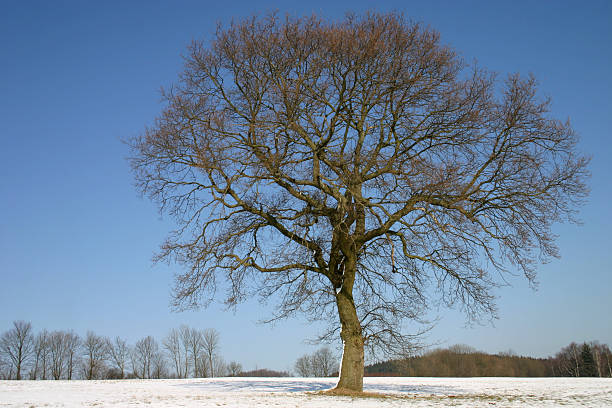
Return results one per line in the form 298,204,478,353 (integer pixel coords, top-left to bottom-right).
176,378,467,395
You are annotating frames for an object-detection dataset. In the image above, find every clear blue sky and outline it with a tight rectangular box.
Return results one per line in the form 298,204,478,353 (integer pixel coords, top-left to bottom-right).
1,0,610,371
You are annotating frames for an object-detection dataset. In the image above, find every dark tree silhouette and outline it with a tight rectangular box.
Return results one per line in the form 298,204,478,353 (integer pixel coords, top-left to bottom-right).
581,343,597,377
130,13,589,391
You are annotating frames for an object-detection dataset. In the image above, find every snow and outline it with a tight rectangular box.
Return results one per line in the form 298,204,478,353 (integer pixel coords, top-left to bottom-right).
1,377,611,407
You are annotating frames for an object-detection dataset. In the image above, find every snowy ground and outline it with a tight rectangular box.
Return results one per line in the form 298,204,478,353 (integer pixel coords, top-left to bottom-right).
1,377,611,407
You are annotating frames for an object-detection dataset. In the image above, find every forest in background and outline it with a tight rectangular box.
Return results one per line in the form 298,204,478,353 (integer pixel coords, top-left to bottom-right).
365,343,612,377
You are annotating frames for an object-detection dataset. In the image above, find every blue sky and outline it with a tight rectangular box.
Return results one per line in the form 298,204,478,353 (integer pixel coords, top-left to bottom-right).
1,0,610,371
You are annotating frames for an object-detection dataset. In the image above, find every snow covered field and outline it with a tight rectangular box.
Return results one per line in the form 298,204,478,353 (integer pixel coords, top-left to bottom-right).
1,377,611,407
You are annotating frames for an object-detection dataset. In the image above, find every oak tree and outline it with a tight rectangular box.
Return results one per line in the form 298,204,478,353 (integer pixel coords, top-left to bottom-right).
131,13,589,391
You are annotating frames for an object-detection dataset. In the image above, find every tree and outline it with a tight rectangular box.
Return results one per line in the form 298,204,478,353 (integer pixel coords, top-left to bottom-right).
606,346,612,377
202,328,220,377
64,331,81,380
151,351,168,379
589,341,612,378
580,343,597,377
312,347,337,377
48,331,69,380
294,354,312,377
556,342,582,377
106,336,130,379
30,329,49,380
227,361,243,376
295,347,338,377
212,355,228,377
132,335,160,379
82,331,107,380
0,320,33,380
130,13,589,391
599,343,612,377
163,328,186,378
183,328,205,377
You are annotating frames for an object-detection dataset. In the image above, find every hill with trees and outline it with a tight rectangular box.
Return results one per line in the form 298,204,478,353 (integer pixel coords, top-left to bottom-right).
365,343,612,377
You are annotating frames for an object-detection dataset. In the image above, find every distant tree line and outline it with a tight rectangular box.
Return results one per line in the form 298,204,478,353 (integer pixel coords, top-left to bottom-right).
237,368,291,377
5,320,609,380
0,320,245,380
365,342,612,377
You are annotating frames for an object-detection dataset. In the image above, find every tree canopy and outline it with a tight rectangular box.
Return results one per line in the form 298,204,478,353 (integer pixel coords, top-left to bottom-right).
130,12,589,391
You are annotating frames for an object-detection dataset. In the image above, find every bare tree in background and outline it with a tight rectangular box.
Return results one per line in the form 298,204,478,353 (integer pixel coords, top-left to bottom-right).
163,328,184,378
163,326,198,378
30,329,49,380
151,350,168,379
295,347,338,377
48,331,68,380
227,360,243,376
213,355,228,377
130,13,589,391
178,325,192,378
132,335,159,379
294,355,312,377
82,331,107,380
602,344,612,377
313,347,337,377
202,328,220,377
184,328,205,377
106,336,129,379
64,331,81,380
556,342,582,377
0,321,33,380
163,326,194,378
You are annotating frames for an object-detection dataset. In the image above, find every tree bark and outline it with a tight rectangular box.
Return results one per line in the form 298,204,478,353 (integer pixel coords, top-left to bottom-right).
334,256,365,392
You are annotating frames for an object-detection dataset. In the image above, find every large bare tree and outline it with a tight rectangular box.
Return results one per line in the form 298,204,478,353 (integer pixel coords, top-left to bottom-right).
130,13,589,391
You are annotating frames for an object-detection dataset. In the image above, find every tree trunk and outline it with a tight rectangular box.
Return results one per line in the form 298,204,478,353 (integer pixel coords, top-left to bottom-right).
334,256,364,392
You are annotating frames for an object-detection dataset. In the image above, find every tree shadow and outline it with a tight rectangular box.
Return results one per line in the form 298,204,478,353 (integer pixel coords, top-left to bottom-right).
178,378,335,393
177,378,468,395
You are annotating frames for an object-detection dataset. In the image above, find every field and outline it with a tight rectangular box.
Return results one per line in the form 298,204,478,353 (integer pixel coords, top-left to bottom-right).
1,377,611,407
